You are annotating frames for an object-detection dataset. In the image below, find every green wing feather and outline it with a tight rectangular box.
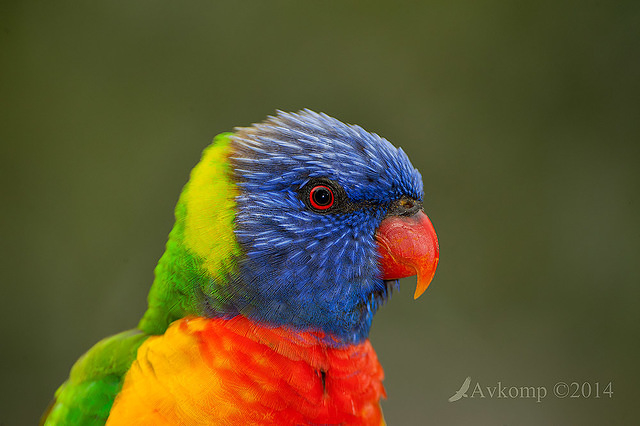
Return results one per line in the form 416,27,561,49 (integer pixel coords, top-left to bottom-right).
41,330,148,426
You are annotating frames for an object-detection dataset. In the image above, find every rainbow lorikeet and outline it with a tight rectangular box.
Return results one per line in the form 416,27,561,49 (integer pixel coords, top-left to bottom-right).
42,110,439,425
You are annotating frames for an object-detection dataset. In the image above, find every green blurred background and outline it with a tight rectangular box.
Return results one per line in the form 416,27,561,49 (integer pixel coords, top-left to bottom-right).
1,1,639,424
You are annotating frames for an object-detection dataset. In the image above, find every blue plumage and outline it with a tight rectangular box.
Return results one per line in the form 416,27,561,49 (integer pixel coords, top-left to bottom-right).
222,110,424,344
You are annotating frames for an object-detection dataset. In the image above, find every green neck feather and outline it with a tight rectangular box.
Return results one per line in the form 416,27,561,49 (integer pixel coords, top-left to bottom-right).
138,133,241,335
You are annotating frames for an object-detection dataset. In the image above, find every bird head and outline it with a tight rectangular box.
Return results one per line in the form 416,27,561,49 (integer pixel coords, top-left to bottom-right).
140,110,439,345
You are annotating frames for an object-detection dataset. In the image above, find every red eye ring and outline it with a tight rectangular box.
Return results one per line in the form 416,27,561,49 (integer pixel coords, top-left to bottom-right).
309,185,334,210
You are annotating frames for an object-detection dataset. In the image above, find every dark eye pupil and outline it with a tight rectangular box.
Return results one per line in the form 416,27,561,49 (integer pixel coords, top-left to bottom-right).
313,188,331,205
309,185,335,210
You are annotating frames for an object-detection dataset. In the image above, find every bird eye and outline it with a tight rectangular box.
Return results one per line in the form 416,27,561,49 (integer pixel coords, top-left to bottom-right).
309,185,334,210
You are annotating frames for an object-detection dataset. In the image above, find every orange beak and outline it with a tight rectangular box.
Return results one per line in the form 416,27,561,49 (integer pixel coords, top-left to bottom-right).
375,210,439,299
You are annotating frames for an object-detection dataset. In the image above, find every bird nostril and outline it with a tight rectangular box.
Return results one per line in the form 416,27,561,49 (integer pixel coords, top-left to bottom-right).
400,199,414,210
386,198,422,218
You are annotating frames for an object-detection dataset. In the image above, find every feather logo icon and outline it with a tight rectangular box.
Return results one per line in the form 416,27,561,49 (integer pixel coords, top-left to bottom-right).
448,376,472,402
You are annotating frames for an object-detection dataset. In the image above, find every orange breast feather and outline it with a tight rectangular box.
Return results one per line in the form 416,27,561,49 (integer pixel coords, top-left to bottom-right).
107,316,386,425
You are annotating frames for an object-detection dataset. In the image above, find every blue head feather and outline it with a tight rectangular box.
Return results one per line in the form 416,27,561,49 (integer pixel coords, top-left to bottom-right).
222,110,423,345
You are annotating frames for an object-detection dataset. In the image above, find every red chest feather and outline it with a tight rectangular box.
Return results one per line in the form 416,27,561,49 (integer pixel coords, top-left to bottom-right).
107,317,386,425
